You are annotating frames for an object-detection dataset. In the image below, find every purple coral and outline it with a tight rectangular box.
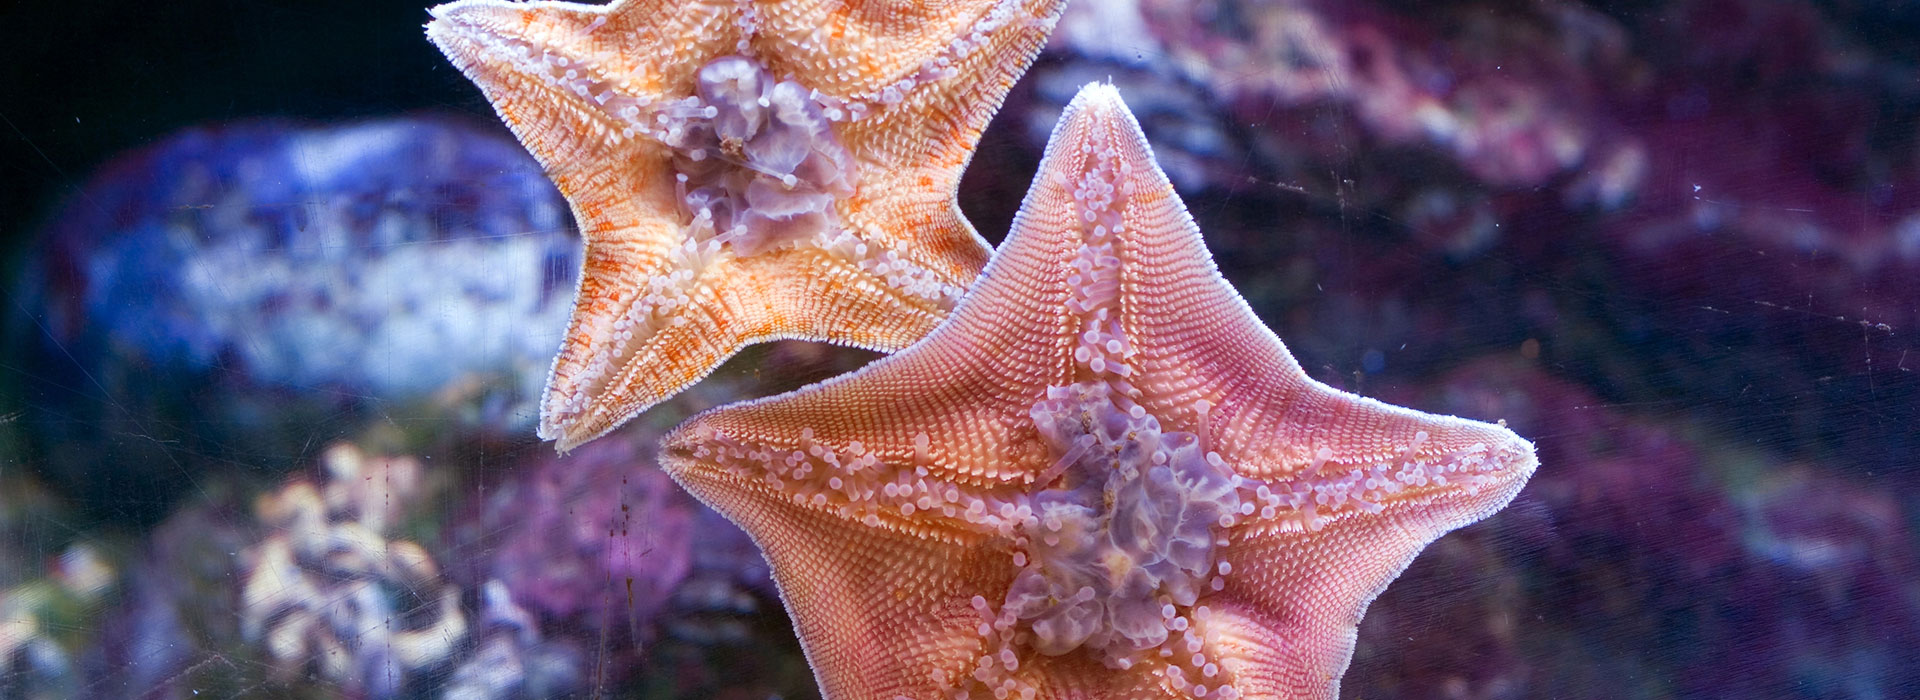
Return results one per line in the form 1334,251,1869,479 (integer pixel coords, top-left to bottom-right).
447,436,701,636
440,432,789,694
1367,359,1920,698
1049,0,1633,189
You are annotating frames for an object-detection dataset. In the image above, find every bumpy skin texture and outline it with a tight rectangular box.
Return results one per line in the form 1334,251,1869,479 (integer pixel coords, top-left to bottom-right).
426,0,1067,450
663,85,1539,700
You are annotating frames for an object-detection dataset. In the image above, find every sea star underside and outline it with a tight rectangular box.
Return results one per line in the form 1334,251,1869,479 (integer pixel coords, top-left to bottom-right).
663,83,1540,699
427,0,1066,450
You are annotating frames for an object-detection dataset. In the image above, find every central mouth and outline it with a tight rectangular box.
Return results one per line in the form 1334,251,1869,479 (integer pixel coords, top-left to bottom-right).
1005,382,1242,663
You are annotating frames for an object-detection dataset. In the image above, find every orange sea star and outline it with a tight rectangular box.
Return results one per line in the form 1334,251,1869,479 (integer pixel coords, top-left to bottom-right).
427,0,1065,449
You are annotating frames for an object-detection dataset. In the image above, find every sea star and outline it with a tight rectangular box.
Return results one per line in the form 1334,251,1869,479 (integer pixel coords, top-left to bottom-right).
426,0,1066,449
661,84,1538,699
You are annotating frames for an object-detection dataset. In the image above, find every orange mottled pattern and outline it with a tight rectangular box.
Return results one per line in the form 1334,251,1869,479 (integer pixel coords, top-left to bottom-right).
662,86,1538,699
426,0,1065,450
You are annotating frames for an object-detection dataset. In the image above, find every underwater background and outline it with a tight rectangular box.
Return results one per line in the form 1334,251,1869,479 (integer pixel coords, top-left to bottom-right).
2,0,1918,698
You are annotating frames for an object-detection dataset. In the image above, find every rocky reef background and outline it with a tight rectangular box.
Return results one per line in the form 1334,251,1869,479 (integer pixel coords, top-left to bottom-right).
2,0,1918,698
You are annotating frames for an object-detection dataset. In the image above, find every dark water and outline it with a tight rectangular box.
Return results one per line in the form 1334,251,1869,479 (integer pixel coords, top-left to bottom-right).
2,1,1917,698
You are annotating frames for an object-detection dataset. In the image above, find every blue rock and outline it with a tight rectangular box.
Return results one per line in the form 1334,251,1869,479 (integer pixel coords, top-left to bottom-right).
10,116,580,515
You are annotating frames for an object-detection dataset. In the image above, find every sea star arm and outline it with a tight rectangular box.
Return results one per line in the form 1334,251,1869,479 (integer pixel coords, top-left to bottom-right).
425,0,739,230
671,451,1010,699
1206,462,1533,700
